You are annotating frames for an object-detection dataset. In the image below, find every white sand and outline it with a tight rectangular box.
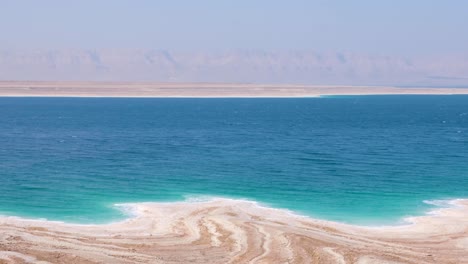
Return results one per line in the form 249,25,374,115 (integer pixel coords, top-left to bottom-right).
1,81,468,97
0,198,467,263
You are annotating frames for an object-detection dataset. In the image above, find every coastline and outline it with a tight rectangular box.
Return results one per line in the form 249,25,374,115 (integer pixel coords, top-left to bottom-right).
1,84,467,263
1,198,467,263
2,81,468,97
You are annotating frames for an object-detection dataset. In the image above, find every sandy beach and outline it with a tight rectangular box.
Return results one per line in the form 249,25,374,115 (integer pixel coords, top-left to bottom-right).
1,81,468,97
0,198,467,264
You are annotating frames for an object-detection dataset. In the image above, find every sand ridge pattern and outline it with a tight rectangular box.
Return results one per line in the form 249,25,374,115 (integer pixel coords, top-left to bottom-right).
0,199,467,264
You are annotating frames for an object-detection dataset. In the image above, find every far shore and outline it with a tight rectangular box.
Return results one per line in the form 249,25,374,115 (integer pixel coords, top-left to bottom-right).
1,81,468,97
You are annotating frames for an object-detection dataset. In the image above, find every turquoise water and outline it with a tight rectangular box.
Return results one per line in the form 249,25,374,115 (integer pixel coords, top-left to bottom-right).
0,96,467,225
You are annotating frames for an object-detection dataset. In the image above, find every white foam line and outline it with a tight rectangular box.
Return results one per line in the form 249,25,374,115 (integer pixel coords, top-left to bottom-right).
1,197,467,230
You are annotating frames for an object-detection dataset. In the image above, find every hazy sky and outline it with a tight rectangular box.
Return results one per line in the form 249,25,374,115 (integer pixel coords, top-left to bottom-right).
1,0,467,55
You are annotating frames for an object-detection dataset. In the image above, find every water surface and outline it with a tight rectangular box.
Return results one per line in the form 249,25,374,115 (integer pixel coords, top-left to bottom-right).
0,96,467,224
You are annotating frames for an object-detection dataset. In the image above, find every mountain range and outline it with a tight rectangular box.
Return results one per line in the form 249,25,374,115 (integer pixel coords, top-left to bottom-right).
1,49,467,86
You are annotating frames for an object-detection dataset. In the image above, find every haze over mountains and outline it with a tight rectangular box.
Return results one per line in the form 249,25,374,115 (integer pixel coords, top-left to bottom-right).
1,49,467,86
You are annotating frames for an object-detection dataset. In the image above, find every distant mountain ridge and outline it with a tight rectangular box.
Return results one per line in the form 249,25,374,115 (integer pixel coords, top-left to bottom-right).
1,49,467,86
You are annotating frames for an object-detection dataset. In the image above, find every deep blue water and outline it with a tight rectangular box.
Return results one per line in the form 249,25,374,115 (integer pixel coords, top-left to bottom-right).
0,96,467,224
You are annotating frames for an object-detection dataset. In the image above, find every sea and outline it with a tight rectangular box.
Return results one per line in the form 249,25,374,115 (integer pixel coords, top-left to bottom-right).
0,95,467,225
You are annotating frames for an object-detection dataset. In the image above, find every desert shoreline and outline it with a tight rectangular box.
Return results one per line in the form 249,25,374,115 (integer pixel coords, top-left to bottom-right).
1,198,467,263
1,81,468,98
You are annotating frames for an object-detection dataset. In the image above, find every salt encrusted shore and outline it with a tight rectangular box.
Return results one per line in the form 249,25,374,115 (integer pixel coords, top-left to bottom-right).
1,81,468,97
0,198,467,263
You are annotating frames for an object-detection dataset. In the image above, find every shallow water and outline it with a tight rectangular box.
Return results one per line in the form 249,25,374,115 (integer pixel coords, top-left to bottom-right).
0,96,467,224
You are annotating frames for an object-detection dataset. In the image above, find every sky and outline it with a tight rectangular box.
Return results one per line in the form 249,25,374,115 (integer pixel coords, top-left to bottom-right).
1,0,468,55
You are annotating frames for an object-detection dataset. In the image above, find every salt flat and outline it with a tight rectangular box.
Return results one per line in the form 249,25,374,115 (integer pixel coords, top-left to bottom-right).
1,198,467,263
1,81,468,97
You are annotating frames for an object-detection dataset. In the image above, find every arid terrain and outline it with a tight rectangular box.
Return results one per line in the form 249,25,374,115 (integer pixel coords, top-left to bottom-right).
1,50,468,86
1,81,468,97
0,199,467,264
